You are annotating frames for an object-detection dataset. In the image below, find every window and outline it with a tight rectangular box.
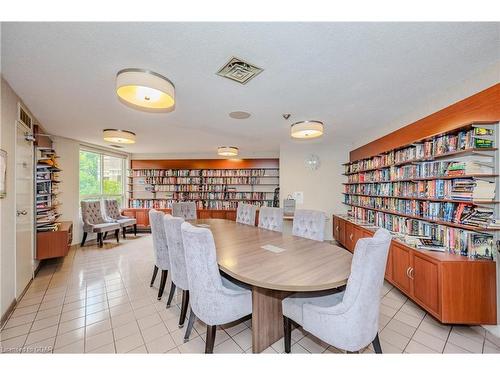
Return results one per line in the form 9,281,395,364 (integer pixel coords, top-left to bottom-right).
79,149,126,206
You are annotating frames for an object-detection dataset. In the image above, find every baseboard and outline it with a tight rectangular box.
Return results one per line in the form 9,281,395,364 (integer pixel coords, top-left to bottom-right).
0,298,17,328
1,259,45,329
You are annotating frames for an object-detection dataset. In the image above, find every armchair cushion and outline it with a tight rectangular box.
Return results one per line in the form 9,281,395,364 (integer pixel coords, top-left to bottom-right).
282,290,344,326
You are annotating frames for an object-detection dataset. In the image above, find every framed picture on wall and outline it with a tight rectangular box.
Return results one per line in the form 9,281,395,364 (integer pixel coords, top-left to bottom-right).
0,149,6,198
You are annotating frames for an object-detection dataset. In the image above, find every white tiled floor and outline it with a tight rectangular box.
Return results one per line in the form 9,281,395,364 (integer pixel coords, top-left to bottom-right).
1,233,500,354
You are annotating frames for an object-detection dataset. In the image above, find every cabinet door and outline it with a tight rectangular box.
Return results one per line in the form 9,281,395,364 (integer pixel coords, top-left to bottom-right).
411,254,440,316
344,222,355,252
136,210,150,227
391,243,412,294
385,245,393,282
333,216,345,244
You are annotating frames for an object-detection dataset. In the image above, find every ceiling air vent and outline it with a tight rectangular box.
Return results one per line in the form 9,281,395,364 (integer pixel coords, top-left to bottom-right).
18,103,33,129
216,57,263,85
109,144,124,149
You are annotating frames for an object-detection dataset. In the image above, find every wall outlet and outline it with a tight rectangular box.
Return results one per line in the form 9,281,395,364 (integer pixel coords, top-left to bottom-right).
292,191,304,204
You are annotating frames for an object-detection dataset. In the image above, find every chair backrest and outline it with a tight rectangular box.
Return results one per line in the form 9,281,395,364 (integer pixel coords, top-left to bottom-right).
172,201,197,220
337,229,392,344
148,209,170,270
258,207,283,232
292,209,326,241
181,222,226,324
81,200,105,226
236,203,257,226
163,215,189,290
104,199,121,220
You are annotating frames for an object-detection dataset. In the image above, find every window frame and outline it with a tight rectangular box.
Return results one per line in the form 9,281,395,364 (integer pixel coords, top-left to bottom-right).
79,147,127,207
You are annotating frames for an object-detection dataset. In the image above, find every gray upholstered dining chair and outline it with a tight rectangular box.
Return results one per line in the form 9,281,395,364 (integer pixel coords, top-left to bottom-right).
104,199,137,238
172,201,197,220
181,222,252,353
236,203,257,226
163,215,191,331
148,209,171,300
292,209,326,241
80,200,121,247
258,206,283,232
282,228,392,354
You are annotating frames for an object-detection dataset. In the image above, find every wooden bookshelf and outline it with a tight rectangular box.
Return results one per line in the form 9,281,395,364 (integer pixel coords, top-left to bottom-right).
335,86,500,324
34,128,72,260
125,159,279,225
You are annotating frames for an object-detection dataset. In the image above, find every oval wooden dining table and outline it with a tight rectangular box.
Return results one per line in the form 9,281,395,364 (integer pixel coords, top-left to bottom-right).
190,219,353,353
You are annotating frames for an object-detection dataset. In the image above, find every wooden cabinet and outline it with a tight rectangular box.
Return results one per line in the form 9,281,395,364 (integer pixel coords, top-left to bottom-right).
121,208,248,228
331,214,497,324
36,221,73,260
344,222,356,252
333,216,345,245
385,246,393,282
411,254,440,316
391,243,412,295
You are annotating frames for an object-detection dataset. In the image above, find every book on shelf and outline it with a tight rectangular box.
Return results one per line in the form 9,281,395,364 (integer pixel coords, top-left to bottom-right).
468,233,494,259
349,206,495,257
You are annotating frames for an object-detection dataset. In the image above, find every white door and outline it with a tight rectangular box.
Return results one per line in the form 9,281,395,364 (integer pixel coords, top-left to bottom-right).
15,121,34,297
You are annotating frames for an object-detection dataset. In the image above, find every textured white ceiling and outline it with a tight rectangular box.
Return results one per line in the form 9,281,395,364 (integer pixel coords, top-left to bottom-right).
2,22,499,155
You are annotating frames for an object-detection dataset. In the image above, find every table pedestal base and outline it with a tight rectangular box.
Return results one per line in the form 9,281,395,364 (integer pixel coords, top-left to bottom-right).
251,286,291,353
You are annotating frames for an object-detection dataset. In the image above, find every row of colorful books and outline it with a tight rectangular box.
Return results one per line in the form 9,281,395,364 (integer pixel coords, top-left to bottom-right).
349,207,494,258
344,179,496,201
347,157,494,183
132,168,277,178
344,125,495,174
129,199,268,210
167,192,271,200
344,195,497,227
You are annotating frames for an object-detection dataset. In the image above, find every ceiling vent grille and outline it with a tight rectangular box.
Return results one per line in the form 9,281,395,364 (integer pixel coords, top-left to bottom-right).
216,57,263,85
18,103,33,129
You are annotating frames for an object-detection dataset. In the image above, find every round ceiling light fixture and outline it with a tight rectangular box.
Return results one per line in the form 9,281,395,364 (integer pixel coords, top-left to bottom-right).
116,68,175,112
290,120,324,139
103,129,136,144
217,146,239,157
229,111,251,119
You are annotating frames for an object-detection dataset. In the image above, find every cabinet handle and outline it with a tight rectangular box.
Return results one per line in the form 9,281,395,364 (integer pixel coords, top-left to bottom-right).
409,268,415,279
349,233,353,240
336,226,339,231
406,267,411,278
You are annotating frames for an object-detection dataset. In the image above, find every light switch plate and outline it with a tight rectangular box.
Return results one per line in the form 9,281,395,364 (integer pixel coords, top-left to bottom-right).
292,191,304,204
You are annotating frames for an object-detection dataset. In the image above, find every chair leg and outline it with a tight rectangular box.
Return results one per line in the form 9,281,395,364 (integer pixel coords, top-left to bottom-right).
122,227,127,239
81,232,87,247
184,310,196,343
179,290,189,328
150,265,158,287
166,282,176,308
115,229,120,243
157,270,168,300
372,333,382,354
283,316,292,353
97,233,103,248
103,232,108,240
134,224,137,236
205,325,216,354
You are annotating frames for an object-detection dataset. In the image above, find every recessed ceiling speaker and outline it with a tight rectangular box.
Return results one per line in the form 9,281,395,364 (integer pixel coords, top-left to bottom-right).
229,111,251,119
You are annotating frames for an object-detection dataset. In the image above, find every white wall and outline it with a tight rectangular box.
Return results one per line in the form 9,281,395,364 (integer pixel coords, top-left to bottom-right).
279,138,353,240
353,61,500,149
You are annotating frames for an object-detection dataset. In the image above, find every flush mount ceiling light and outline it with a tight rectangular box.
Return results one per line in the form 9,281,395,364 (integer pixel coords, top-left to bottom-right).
290,121,324,139
217,146,239,157
229,111,251,119
103,129,136,144
116,69,175,112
